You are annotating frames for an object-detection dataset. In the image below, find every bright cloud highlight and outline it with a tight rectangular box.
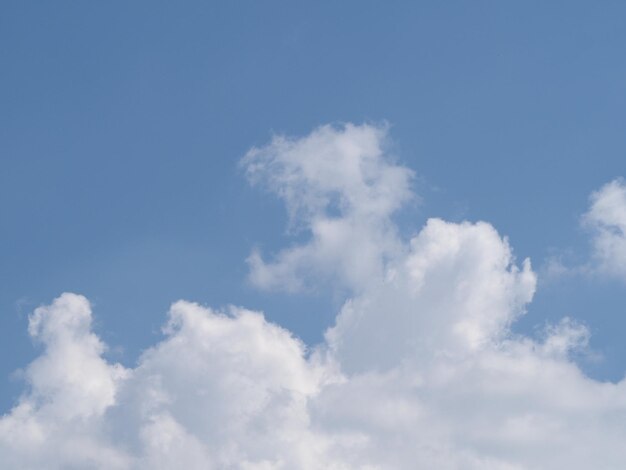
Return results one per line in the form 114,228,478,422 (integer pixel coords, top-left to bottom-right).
2,123,626,469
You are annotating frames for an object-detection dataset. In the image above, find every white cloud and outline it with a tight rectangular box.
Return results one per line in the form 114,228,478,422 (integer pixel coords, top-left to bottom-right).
1,295,336,469
2,124,626,469
242,123,413,293
0,293,130,469
583,178,626,281
326,218,536,374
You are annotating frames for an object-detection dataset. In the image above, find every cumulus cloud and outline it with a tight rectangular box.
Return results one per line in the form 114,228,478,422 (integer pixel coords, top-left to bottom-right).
1,294,335,469
0,294,130,469
241,123,413,292
583,178,626,281
326,218,536,373
2,124,626,469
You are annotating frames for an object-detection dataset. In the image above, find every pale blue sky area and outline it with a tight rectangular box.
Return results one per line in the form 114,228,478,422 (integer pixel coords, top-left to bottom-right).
1,1,625,409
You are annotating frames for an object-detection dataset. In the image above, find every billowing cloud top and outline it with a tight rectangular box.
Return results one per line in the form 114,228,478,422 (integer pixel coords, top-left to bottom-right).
2,123,626,469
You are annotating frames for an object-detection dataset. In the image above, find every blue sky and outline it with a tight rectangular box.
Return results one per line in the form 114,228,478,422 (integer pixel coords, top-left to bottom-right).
1,3,626,467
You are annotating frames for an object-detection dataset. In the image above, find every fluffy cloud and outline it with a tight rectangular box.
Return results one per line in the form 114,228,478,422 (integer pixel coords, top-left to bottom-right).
1,294,336,469
326,218,536,374
0,294,130,469
242,123,413,293
2,124,626,469
583,178,626,281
